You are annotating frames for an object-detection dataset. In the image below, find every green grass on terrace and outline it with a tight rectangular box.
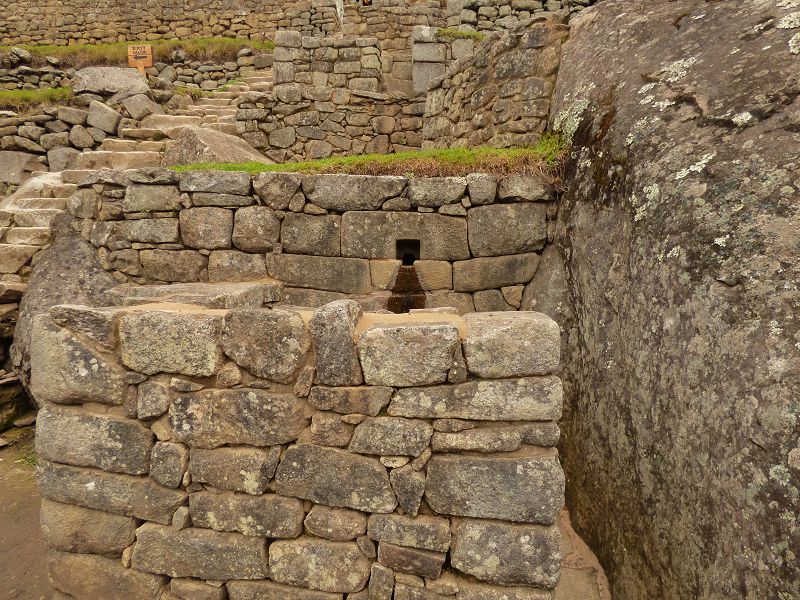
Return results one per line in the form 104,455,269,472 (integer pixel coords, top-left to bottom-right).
0,87,73,110
172,138,567,181
0,37,274,69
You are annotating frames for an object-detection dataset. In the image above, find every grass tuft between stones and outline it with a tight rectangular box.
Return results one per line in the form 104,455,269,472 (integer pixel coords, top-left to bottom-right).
436,28,488,42
171,136,568,180
0,87,73,110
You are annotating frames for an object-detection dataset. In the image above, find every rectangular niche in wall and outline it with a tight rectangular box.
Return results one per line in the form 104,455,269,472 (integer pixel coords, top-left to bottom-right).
396,239,420,266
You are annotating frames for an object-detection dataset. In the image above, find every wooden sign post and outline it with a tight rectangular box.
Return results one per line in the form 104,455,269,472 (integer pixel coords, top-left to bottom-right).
127,44,154,76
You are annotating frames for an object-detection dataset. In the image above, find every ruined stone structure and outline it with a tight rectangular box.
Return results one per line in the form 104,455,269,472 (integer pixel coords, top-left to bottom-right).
68,169,556,314
31,297,565,599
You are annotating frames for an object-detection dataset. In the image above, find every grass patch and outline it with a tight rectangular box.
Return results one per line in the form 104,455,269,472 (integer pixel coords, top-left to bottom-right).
436,28,487,42
16,441,36,469
172,136,568,181
0,37,274,69
0,86,73,110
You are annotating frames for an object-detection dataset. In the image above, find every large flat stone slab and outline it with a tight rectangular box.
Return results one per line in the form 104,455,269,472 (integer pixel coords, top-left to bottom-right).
189,491,304,538
303,174,407,211
269,537,371,593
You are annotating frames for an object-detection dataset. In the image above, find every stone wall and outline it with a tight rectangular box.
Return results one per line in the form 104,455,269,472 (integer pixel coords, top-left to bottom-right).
422,17,567,149
67,168,558,314
411,27,478,95
446,0,596,29
32,299,565,599
0,0,340,46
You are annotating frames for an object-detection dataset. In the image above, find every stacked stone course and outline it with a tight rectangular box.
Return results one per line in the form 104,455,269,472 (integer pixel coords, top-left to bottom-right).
32,295,565,599
422,17,567,149
68,168,558,314
447,0,597,30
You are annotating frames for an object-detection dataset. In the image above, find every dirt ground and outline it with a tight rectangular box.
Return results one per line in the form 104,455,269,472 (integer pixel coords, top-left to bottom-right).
0,426,48,600
0,424,610,600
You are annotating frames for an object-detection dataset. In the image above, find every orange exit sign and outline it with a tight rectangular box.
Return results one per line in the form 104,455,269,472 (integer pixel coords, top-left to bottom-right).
127,45,153,75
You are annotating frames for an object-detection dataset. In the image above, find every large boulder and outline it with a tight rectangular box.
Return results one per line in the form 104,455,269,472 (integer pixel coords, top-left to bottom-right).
162,126,272,166
551,2,800,599
12,217,118,395
72,67,150,103
0,151,42,187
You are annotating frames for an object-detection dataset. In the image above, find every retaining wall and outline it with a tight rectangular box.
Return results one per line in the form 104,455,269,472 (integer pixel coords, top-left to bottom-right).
422,17,567,149
32,298,565,599
69,168,558,314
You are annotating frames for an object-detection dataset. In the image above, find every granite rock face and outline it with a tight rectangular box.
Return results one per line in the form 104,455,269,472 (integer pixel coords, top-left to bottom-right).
552,1,800,598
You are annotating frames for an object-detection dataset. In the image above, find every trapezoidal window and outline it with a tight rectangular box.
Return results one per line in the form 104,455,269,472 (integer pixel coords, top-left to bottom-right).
396,239,420,266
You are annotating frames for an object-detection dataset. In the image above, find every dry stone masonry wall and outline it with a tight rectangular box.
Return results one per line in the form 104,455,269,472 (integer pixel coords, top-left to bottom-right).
423,17,567,149
68,168,558,314
32,299,565,600
447,0,596,30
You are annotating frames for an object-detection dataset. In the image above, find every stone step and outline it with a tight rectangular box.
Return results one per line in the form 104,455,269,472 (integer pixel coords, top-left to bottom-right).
60,170,97,184
119,128,167,140
73,151,162,171
4,227,51,246
0,243,40,274
11,209,62,228
137,140,168,152
102,139,139,152
204,123,238,135
140,114,203,132
196,97,234,107
51,183,77,198
8,197,67,210
208,91,238,99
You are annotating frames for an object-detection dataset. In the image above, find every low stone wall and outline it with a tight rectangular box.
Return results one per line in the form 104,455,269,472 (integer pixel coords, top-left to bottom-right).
422,17,567,149
68,169,558,314
0,0,340,46
147,53,272,93
411,27,478,95
0,64,71,92
447,0,597,29
32,299,565,599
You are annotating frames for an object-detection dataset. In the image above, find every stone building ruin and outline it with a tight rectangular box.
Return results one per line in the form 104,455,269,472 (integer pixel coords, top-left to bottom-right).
0,1,797,600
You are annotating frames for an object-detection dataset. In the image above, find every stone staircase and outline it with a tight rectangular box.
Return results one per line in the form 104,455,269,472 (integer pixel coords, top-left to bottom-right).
65,69,273,172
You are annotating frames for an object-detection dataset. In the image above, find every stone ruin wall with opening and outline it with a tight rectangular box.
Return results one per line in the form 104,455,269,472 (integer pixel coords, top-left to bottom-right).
70,168,558,314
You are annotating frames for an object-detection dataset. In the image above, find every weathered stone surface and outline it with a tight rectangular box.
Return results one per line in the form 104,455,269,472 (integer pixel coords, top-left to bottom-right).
341,212,469,261
303,505,367,541
36,405,154,475
282,213,341,256
149,441,188,488
308,386,392,416
274,444,396,513
303,174,407,211
467,204,547,257
170,579,225,600
0,151,40,184
453,253,540,292
267,254,372,294
425,449,563,523
40,499,136,557
389,465,425,517
269,537,371,593
180,207,233,250
132,523,268,580
189,446,280,495
497,176,553,201
116,218,180,243
368,514,450,552
122,94,162,121
119,310,224,376
137,378,171,419
178,171,251,195
170,388,308,448
309,300,363,386
124,184,182,212
227,580,341,600
463,312,560,378
140,250,208,283
390,377,561,421
163,127,270,166
456,582,551,600
29,315,129,406
48,304,117,348
232,206,280,252
432,426,523,453
407,177,467,208
349,417,432,457
451,519,560,588
377,542,445,579
465,173,497,206
222,308,310,383
189,491,304,538
87,100,122,134
303,412,354,448
208,250,267,282
358,323,460,387
192,192,253,207
368,562,394,600
252,172,303,210
48,550,166,600
73,67,149,101
38,460,186,525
